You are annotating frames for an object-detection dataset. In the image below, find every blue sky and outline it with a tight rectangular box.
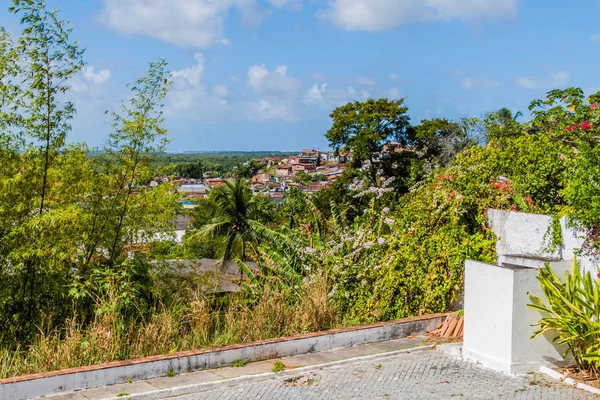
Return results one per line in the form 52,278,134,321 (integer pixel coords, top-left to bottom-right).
1,0,599,151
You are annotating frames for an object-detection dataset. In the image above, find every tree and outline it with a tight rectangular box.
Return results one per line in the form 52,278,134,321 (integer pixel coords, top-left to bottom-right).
293,171,311,185
193,178,278,263
325,98,411,185
10,0,84,214
81,59,176,266
484,108,525,144
175,161,205,179
410,118,478,175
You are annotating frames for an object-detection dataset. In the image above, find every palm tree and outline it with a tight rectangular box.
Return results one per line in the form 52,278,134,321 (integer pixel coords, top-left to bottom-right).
497,108,523,125
194,178,279,264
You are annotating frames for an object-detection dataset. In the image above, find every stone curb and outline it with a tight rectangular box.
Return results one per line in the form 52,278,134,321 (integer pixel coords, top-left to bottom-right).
539,366,600,396
103,345,435,400
2,313,447,399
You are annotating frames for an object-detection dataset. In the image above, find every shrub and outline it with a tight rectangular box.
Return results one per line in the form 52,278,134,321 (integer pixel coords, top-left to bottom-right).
528,260,600,376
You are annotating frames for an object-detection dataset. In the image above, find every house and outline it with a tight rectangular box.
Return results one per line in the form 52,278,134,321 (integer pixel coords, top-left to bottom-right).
292,164,307,173
288,156,300,165
178,184,208,195
300,149,320,166
206,178,225,188
252,173,273,185
276,164,292,178
320,152,337,163
263,157,283,168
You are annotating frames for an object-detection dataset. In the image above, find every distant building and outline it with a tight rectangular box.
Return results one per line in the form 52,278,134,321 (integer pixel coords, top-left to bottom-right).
206,178,225,188
252,173,274,185
178,184,208,197
300,149,319,166
276,164,292,177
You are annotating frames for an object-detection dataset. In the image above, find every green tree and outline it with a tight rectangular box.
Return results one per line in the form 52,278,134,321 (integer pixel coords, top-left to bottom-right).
410,118,479,175
175,161,205,179
10,0,84,213
81,59,176,266
325,98,411,185
193,178,278,263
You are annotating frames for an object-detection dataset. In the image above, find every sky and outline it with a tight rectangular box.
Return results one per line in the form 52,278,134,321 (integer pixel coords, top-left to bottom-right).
1,0,599,152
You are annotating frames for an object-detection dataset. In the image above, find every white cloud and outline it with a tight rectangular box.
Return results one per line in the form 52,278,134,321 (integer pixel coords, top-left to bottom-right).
304,83,328,104
389,73,399,81
82,66,111,85
171,53,205,86
213,85,229,97
245,98,298,121
244,64,303,120
516,71,570,89
361,90,371,100
100,0,270,48
166,53,228,120
461,76,500,90
357,77,376,85
72,65,112,93
247,64,302,95
302,81,360,111
268,0,302,10
318,0,519,31
69,66,116,144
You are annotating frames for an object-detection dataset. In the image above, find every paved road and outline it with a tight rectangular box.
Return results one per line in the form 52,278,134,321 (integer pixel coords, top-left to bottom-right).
169,350,596,400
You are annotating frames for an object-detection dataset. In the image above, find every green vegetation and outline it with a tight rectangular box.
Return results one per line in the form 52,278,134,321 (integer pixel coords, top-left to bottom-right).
3,0,600,382
529,260,600,376
271,361,286,372
233,359,247,367
151,152,294,177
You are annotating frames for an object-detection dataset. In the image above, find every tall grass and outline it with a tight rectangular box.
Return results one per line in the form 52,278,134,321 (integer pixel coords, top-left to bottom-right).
0,274,338,378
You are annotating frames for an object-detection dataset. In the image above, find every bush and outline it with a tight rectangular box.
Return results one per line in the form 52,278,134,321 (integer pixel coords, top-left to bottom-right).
528,261,600,376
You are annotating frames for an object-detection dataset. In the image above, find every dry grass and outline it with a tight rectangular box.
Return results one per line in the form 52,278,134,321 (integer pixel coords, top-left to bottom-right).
0,274,338,379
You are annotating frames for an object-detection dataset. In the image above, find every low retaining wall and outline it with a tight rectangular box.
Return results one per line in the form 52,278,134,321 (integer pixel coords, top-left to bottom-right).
0,313,446,400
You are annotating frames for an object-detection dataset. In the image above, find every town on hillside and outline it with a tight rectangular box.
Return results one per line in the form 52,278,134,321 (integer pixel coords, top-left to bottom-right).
151,144,406,204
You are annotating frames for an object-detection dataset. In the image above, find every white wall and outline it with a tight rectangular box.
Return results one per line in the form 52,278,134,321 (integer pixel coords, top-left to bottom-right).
463,260,514,372
488,209,598,276
463,259,570,374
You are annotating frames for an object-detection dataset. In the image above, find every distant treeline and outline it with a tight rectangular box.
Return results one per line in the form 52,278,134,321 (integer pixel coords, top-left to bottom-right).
148,152,297,174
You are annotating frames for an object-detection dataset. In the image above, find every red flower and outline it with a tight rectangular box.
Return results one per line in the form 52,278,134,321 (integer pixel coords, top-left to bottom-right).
566,125,578,131
581,121,592,131
524,196,533,206
591,103,599,110
597,272,600,279
511,204,517,211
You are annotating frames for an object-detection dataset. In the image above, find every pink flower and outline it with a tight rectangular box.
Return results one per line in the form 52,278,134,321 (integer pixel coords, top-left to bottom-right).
511,204,517,212
581,121,592,131
377,237,386,245
382,207,390,214
597,272,600,279
591,103,599,110
566,125,578,131
384,218,394,225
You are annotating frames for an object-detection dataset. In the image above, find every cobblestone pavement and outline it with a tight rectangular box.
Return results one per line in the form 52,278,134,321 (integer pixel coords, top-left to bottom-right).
170,350,596,400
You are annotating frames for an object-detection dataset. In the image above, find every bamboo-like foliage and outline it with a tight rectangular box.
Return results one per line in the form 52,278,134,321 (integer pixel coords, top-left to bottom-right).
528,260,600,376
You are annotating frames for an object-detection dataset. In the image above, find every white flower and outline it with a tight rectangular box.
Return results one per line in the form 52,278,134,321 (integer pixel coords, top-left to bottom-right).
384,217,395,225
383,207,390,213
377,237,386,245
